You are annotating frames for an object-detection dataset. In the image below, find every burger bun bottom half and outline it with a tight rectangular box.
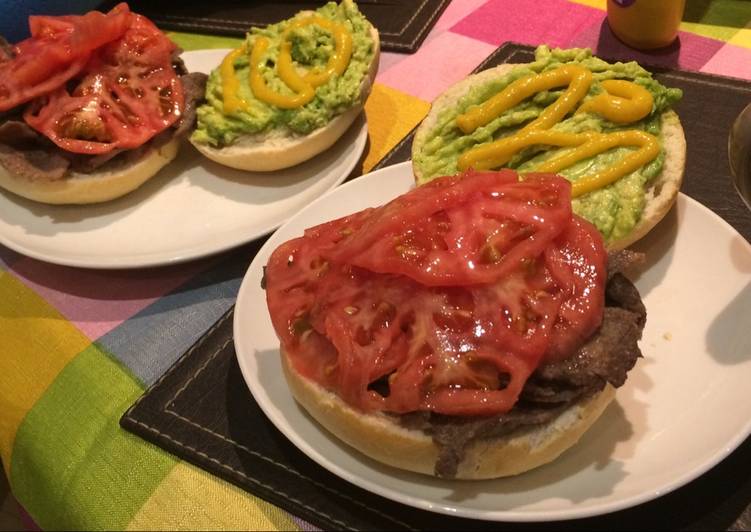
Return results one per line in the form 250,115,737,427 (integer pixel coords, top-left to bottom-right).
281,348,616,480
411,63,687,252
0,138,180,205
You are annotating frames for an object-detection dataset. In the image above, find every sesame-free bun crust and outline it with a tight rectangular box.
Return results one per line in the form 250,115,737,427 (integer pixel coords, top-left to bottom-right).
191,25,380,172
412,63,686,251
0,138,180,205
607,109,685,250
282,348,616,479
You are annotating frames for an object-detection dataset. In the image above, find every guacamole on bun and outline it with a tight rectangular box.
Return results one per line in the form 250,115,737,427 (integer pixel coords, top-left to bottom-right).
412,46,686,250
191,0,380,172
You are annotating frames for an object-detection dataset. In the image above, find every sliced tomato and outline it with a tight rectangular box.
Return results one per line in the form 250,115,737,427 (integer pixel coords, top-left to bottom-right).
265,170,608,417
29,3,131,54
330,172,573,286
423,349,534,416
0,52,90,113
543,215,606,362
23,12,184,155
0,3,130,112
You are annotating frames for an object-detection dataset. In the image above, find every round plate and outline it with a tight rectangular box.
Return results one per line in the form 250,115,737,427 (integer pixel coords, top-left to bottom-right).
234,161,751,522
0,49,367,269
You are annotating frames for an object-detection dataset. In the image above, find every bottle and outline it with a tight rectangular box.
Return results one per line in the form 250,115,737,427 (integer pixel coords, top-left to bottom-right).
607,0,687,50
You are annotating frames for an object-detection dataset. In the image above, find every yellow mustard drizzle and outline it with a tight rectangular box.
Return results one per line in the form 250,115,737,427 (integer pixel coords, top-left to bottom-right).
249,16,353,109
280,15,353,88
575,79,653,124
534,130,660,197
454,65,658,197
457,129,589,172
456,65,592,134
250,36,314,109
220,47,250,114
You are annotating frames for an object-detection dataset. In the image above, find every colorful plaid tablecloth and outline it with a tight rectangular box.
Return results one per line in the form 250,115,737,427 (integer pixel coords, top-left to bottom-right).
2,1,750,530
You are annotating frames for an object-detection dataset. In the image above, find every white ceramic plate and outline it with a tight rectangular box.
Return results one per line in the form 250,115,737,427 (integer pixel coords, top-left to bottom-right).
0,49,367,269
234,161,751,522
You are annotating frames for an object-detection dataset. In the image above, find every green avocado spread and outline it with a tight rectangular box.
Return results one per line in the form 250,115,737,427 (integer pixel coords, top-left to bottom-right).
412,46,683,245
191,0,375,147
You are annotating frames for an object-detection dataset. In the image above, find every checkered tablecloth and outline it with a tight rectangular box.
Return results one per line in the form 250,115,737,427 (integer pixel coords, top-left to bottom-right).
2,1,750,529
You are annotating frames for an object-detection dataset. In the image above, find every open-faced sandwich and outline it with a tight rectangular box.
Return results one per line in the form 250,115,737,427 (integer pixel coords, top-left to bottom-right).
264,168,647,479
0,3,207,205
412,46,686,250
190,0,380,172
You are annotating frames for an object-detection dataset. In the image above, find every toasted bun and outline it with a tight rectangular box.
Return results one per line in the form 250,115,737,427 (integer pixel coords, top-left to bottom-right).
0,138,180,205
191,25,380,172
282,348,616,479
412,63,686,251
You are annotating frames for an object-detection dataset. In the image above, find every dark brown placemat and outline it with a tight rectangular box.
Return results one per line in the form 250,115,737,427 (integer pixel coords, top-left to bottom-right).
102,0,450,53
122,42,751,531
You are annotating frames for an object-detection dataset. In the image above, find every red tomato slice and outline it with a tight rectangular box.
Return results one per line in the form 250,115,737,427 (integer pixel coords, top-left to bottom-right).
330,173,573,287
265,171,607,417
29,3,131,54
23,12,184,155
543,215,606,362
0,3,130,112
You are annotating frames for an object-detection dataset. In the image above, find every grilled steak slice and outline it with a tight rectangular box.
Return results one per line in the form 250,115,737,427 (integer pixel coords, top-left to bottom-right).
532,309,643,391
0,120,44,145
607,249,645,280
0,121,70,181
606,272,647,327
173,72,208,138
171,48,188,76
398,270,647,478
429,402,570,479
0,143,70,182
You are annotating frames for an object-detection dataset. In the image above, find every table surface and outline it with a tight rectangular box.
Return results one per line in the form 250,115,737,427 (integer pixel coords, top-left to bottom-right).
2,1,751,530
